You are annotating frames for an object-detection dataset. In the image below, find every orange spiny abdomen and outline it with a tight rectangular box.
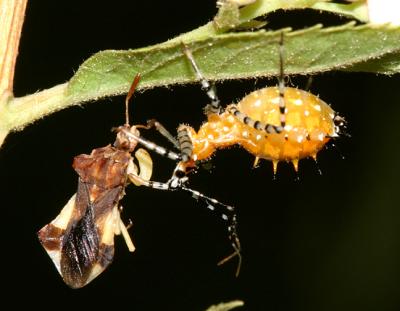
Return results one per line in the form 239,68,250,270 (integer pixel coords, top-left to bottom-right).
187,86,337,171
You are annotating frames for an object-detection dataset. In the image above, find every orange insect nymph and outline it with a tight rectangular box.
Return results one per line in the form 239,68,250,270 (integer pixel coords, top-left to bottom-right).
177,34,344,174
179,87,337,172
234,87,337,168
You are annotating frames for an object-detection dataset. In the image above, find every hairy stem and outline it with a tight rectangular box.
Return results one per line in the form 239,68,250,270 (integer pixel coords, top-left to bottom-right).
1,83,69,130
0,0,27,96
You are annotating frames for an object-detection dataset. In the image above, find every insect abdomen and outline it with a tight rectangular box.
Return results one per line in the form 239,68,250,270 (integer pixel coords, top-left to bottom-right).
236,87,335,161
188,87,337,170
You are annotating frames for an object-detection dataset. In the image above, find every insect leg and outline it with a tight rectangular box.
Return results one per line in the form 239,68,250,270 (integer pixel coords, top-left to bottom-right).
141,119,180,149
182,42,221,115
227,32,289,134
118,215,135,252
227,105,284,134
128,173,175,190
112,206,135,252
177,125,193,163
122,129,181,161
304,76,313,92
278,31,287,129
180,185,242,276
135,120,194,166
127,172,242,275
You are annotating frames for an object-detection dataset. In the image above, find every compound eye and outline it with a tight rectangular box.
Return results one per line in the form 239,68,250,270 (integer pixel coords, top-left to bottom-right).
175,169,186,179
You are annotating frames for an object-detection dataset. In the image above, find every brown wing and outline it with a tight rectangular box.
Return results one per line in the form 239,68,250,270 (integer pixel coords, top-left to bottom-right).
39,145,131,288
60,180,123,288
38,194,77,275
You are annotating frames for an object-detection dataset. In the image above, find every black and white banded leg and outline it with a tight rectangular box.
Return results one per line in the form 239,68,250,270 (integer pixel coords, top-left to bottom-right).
227,31,289,134
142,119,180,150
135,120,194,165
177,125,193,163
189,185,242,277
182,42,222,115
128,171,242,276
227,105,284,134
121,128,182,161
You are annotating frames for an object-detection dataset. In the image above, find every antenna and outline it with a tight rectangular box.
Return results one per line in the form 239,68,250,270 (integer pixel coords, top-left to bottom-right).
125,73,141,126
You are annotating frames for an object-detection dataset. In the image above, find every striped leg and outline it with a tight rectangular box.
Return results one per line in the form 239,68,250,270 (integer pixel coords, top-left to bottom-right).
122,126,193,180
177,125,193,163
121,128,182,161
278,31,287,129
185,184,242,277
131,120,194,165
227,105,284,134
128,171,242,275
182,42,221,115
227,32,289,134
143,119,180,149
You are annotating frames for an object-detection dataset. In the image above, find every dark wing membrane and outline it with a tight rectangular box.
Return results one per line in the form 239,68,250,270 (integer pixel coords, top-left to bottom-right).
37,193,77,277
60,200,99,288
60,180,123,288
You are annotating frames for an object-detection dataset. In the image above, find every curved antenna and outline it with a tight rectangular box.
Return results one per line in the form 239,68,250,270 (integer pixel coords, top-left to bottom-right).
125,74,141,126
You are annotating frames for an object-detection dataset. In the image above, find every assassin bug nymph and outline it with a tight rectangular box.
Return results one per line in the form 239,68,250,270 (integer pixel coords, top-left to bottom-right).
38,75,242,288
172,33,346,175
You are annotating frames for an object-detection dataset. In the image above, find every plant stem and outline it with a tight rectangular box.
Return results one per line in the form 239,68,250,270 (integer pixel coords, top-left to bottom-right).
0,0,28,97
0,0,28,147
1,83,69,132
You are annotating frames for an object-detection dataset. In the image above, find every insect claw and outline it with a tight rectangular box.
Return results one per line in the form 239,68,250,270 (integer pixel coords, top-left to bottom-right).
126,219,133,230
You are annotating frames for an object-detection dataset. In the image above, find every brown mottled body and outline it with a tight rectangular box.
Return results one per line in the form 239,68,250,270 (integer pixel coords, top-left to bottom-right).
38,145,134,288
38,75,157,288
37,74,167,288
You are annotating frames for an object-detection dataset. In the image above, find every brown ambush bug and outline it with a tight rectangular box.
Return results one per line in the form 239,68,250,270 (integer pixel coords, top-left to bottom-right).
38,75,242,288
37,75,179,288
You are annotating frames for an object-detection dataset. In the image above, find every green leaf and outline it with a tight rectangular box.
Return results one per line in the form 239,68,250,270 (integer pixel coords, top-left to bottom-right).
345,51,400,74
1,0,377,148
68,23,400,104
214,1,242,31
310,1,368,22
164,0,368,44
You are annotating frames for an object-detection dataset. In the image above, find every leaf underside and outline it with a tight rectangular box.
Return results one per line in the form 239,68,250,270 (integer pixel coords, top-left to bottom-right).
67,23,400,103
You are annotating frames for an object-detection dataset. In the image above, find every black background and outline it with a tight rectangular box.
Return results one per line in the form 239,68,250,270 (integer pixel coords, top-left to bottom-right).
1,1,400,310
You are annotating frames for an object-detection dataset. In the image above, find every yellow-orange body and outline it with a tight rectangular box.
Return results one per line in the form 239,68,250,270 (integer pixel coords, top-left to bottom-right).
181,87,336,171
